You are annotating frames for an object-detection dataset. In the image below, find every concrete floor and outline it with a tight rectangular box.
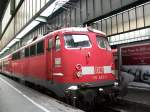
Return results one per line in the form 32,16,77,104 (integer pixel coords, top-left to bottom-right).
123,87,150,106
0,74,83,112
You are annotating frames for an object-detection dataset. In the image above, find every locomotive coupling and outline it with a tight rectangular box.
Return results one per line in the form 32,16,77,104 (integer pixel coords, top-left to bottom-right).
65,86,78,98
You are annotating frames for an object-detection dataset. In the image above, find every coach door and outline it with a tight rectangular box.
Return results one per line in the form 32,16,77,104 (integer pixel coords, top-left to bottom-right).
47,37,54,81
47,34,62,82
52,34,63,79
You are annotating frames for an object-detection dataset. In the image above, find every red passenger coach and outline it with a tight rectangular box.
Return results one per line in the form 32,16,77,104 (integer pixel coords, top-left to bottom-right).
0,27,118,105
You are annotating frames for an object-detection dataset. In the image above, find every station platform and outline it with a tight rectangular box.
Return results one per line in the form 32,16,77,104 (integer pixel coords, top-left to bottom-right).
119,86,150,107
0,74,83,112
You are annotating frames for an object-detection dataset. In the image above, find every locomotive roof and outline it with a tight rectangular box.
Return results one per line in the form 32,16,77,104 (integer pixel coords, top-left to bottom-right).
1,27,106,59
14,27,106,49
55,27,106,36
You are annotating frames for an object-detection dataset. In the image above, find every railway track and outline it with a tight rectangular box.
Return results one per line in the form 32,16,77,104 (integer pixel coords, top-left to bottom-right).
90,97,150,112
91,105,126,112
104,107,126,112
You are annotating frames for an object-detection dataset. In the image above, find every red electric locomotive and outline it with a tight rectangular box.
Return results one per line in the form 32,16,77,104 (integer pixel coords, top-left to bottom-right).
0,27,118,106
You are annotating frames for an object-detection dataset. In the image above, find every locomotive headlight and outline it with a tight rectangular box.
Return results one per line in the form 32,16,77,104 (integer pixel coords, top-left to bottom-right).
68,86,78,90
114,82,118,86
99,88,104,92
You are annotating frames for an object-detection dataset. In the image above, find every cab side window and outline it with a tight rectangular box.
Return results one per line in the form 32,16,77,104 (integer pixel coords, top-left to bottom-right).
96,35,111,51
55,36,61,51
48,39,53,50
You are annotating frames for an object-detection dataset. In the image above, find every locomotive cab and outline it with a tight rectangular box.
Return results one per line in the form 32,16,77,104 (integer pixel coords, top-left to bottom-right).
61,28,116,85
46,27,118,105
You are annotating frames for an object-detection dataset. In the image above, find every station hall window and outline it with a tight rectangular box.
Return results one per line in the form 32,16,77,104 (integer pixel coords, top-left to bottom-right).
144,3,150,26
136,6,144,28
12,53,16,60
37,40,44,54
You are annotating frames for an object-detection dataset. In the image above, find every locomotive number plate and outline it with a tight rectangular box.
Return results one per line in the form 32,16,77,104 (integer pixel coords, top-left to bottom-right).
81,66,112,75
94,66,112,74
95,67,104,74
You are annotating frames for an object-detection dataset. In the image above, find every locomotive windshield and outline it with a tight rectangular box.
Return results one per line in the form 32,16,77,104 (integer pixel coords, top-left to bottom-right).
64,35,91,48
96,35,111,51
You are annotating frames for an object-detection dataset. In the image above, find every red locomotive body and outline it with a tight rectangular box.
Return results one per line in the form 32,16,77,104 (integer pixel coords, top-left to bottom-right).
0,27,118,105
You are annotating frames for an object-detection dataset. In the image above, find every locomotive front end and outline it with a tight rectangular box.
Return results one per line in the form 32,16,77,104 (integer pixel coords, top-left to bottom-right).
60,28,119,106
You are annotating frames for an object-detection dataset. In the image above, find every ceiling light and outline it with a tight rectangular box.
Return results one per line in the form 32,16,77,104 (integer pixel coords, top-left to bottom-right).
35,16,47,22
16,21,40,39
7,39,18,48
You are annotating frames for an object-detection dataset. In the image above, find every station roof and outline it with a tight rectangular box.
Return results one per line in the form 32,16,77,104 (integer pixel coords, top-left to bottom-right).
0,0,9,21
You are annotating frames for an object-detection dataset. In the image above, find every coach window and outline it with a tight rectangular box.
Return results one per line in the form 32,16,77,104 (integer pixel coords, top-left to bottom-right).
55,36,61,51
30,44,36,56
12,54,14,60
37,40,44,54
12,53,16,60
20,49,25,58
13,52,20,60
17,52,21,59
25,47,30,57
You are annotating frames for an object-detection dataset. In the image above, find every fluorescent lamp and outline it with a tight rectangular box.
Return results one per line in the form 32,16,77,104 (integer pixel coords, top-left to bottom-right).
0,51,4,55
7,40,18,48
35,17,47,22
5,48,10,50
0,20,40,55
1,47,9,53
40,0,69,17
0,0,69,55
16,21,40,39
